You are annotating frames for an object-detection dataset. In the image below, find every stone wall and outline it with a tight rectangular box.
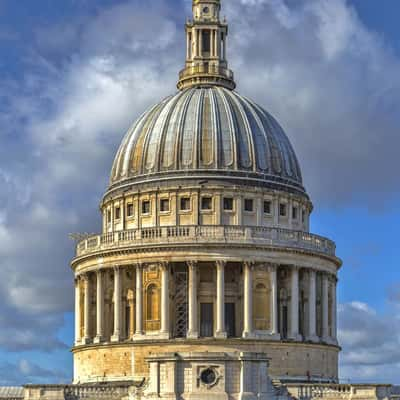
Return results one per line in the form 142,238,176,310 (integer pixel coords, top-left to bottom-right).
73,341,339,384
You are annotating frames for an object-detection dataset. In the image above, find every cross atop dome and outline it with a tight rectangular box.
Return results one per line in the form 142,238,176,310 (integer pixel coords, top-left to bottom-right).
177,0,236,90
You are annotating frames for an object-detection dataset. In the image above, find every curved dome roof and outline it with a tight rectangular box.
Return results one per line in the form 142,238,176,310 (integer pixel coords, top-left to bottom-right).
109,87,305,194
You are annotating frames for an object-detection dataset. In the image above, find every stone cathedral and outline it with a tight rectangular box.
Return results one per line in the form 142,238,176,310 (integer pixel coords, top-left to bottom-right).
9,1,396,400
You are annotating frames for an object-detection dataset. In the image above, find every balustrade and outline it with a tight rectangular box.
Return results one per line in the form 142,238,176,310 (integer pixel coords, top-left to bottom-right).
75,225,336,258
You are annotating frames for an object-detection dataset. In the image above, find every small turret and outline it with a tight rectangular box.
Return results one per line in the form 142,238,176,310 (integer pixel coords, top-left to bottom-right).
177,0,236,90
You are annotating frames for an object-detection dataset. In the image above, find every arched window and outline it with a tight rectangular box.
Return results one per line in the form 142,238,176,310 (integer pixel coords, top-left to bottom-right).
253,282,269,331
146,284,160,331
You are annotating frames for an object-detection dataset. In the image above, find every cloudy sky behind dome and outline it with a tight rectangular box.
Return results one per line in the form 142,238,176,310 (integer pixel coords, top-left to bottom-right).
0,0,399,385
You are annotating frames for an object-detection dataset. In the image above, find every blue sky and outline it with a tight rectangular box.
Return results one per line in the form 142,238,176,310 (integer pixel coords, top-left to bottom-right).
0,0,399,385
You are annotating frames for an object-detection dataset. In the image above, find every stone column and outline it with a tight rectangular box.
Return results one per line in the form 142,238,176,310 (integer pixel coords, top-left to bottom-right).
214,29,218,58
322,273,329,342
74,277,82,345
111,266,122,342
274,196,279,226
289,267,302,341
94,270,104,343
243,262,255,339
160,262,170,338
186,30,190,60
331,276,338,344
82,274,91,344
307,269,319,342
269,265,279,338
129,297,135,339
288,197,293,229
134,264,144,337
215,261,227,338
187,261,199,339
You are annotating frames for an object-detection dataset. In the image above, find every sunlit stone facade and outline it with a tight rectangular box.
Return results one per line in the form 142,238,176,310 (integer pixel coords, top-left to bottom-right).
70,1,342,395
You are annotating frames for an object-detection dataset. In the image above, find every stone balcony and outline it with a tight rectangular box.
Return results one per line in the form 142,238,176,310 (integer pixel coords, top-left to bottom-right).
74,225,336,259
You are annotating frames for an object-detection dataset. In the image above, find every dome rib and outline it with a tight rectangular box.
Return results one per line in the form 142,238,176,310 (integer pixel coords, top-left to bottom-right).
108,87,306,195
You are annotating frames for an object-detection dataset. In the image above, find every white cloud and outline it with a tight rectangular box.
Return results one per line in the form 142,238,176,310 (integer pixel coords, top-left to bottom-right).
338,301,400,383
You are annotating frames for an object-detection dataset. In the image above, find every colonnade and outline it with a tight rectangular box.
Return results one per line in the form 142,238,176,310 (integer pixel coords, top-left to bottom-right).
74,262,337,346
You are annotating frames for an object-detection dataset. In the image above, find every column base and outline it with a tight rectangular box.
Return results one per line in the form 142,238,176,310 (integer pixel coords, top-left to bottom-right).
158,331,170,340
81,337,92,345
215,331,227,339
111,334,121,343
93,335,105,344
288,333,302,341
324,337,338,346
242,331,257,339
132,332,145,341
186,331,199,339
266,332,281,340
306,334,320,343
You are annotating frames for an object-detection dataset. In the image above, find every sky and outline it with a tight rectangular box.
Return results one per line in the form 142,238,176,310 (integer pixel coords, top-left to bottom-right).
0,0,399,386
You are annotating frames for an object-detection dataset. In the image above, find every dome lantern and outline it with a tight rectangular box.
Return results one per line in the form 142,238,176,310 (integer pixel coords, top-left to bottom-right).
177,0,236,90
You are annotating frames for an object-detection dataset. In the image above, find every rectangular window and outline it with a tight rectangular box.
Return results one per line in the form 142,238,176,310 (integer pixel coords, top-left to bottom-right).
244,199,254,212
201,197,212,211
107,210,111,223
142,200,150,215
280,203,287,217
127,203,134,217
180,197,191,211
202,30,211,53
115,207,121,220
292,207,298,220
200,303,214,337
223,197,234,211
264,200,271,214
302,209,306,223
160,199,170,212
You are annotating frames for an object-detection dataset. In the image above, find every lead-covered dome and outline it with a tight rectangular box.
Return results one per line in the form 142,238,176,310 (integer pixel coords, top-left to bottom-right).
110,87,305,194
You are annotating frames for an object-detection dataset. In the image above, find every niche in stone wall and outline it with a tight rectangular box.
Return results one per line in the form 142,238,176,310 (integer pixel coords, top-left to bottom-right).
144,265,161,332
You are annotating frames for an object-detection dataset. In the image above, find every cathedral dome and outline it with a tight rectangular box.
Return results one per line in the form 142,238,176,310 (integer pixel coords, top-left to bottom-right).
109,86,305,195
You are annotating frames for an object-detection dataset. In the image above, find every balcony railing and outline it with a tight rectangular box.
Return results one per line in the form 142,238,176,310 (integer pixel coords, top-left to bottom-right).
75,225,336,258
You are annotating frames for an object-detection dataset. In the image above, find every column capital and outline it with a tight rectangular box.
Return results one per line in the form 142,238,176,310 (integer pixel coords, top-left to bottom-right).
216,260,227,269
81,273,90,283
243,261,256,270
186,260,198,269
158,261,169,271
134,262,143,270
267,263,278,273
113,265,121,273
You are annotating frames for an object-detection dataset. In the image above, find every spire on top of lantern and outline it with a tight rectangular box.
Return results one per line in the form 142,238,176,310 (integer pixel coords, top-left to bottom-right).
177,0,236,91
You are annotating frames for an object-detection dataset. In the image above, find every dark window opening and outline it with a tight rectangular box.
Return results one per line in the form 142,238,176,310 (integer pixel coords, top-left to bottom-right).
200,303,214,337
180,197,191,211
225,303,235,338
127,203,134,217
202,30,211,54
160,199,170,212
292,207,298,220
107,210,111,223
142,201,150,214
201,197,212,211
244,199,254,212
223,197,233,211
115,207,121,220
264,201,271,214
280,203,287,217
